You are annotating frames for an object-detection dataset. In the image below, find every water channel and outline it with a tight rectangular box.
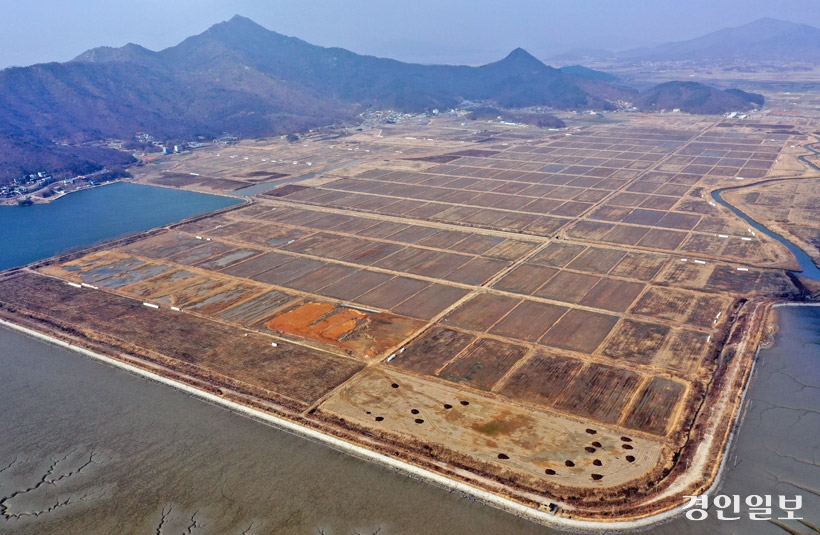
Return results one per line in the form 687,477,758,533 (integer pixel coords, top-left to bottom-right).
713,140,820,279
712,184,820,279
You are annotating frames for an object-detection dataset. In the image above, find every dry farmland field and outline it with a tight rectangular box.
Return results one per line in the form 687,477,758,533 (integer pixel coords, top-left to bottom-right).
2,109,818,524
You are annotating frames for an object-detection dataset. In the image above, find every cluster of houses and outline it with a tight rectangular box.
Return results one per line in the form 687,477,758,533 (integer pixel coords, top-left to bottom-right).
134,132,233,155
1,172,56,198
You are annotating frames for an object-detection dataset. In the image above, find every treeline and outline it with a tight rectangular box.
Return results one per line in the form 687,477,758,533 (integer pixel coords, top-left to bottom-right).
0,135,136,186
466,107,567,128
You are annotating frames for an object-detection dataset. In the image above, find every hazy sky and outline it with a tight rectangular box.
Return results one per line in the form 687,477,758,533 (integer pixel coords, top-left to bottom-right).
3,0,820,68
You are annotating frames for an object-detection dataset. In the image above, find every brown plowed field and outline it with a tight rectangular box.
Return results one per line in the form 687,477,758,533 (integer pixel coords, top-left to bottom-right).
567,220,615,240
121,231,202,258
318,270,393,300
438,338,528,390
566,247,627,274
217,290,298,326
521,216,566,236
687,295,732,329
483,239,539,260
387,225,440,243
631,288,694,323
312,236,373,260
626,210,667,227
493,264,559,295
356,277,430,309
653,329,709,374
528,242,587,268
540,309,619,354
375,247,436,272
636,229,688,250
203,220,263,238
623,377,687,436
392,284,470,320
602,320,670,365
680,234,725,256
579,278,645,313
286,264,359,292
591,205,631,222
554,363,642,424
655,261,713,289
417,229,473,249
237,225,313,248
389,326,476,375
535,271,601,303
442,257,508,285
498,351,584,406
655,212,701,231
250,258,324,286
442,293,521,332
448,234,505,255
489,300,568,342
405,250,473,279
338,241,404,265
222,251,296,278
601,225,651,245
280,232,343,256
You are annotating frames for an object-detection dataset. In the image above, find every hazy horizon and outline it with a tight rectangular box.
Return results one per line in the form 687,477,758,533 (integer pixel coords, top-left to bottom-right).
3,0,820,69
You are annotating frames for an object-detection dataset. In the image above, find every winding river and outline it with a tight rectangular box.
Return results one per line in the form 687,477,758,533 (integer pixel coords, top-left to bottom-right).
712,141,820,280
712,183,820,280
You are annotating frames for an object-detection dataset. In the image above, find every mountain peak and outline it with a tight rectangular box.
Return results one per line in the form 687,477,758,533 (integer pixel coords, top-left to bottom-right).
222,14,265,29
229,14,253,22
207,14,272,38
503,47,543,65
490,47,553,75
72,43,156,64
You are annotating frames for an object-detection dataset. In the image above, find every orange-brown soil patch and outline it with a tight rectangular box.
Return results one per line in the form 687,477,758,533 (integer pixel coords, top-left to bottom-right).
264,301,425,359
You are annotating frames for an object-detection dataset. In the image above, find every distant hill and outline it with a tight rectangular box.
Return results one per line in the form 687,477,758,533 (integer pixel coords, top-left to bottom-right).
465,106,566,128
619,18,820,63
0,15,767,180
634,82,764,114
558,65,618,82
